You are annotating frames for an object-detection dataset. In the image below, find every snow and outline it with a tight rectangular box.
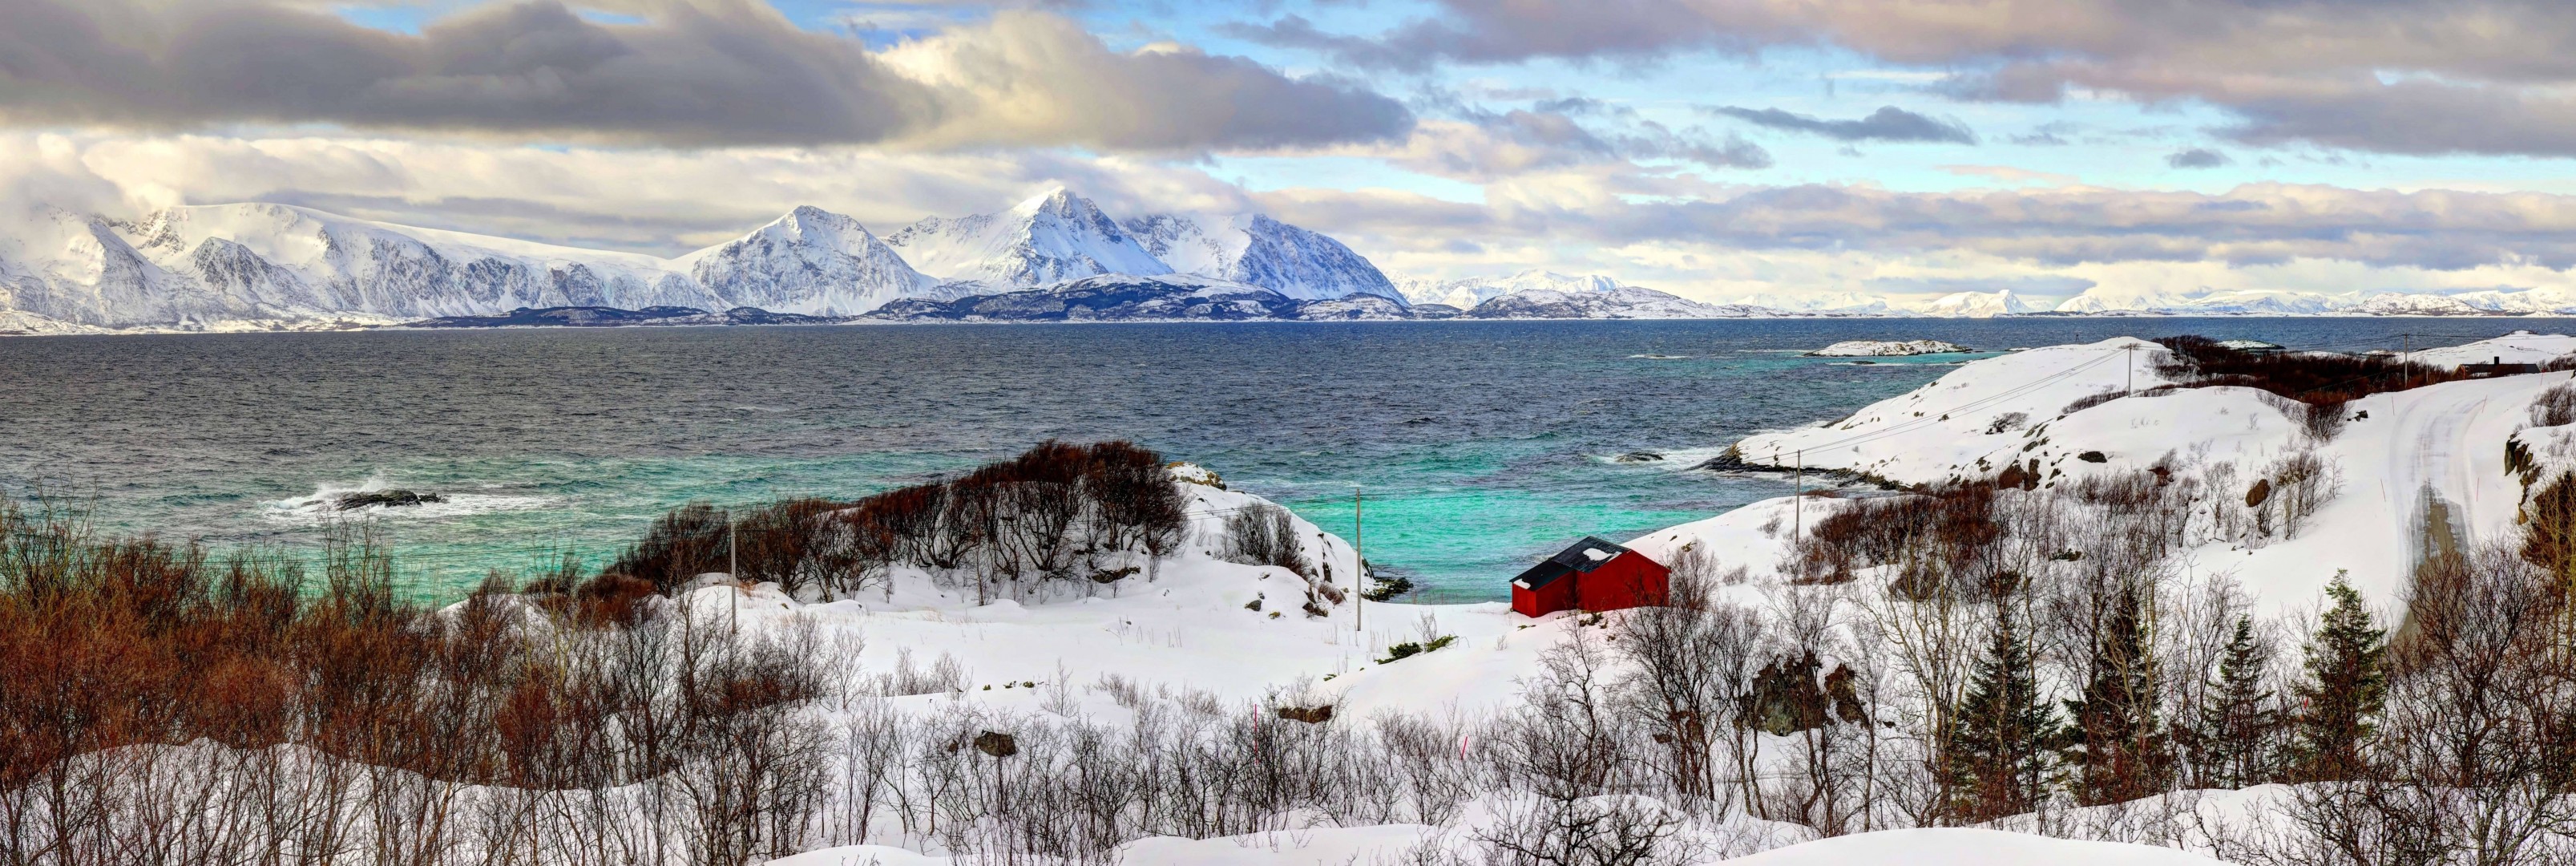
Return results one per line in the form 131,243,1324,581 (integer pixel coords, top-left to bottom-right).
1722,828,2228,866
884,188,1173,289
679,206,951,316
1464,285,1784,319
1124,212,1403,304
1916,289,2040,318
1735,338,2174,484
1805,339,1975,357
1723,332,2576,619
2406,330,2576,368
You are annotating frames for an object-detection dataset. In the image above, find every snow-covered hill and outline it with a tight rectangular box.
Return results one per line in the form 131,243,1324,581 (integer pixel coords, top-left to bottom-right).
882,188,1172,290
1124,212,1403,304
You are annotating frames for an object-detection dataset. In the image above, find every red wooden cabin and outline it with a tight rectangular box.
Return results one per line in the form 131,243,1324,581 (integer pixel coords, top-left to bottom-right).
1510,536,1670,617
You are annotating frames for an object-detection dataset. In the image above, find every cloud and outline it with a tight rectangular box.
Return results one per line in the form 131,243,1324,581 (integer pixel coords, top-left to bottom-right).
2166,148,2229,168
1247,0,2576,158
25,130,2576,310
1263,179,2576,274
1707,105,1976,144
1346,109,1770,181
0,1,1410,151
1939,164,2079,185
10,131,1254,253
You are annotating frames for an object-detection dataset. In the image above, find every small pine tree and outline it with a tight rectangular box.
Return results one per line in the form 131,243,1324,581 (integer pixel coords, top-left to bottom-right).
2062,584,2167,805
1947,610,2060,822
2197,615,2278,787
2291,572,2387,780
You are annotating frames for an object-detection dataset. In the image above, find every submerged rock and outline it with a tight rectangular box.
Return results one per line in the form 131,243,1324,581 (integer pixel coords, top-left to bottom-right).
1614,451,1665,463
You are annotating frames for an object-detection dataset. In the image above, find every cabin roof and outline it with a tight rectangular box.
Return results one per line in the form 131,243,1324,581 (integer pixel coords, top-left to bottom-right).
1511,536,1632,591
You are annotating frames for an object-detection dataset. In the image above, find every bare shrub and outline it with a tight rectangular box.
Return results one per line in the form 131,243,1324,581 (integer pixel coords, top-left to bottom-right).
2062,389,2126,415
1223,504,1313,579
2266,451,2342,539
2530,381,2576,427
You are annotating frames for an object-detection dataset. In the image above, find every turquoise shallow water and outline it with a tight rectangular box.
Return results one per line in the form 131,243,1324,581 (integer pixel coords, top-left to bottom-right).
2,318,2555,602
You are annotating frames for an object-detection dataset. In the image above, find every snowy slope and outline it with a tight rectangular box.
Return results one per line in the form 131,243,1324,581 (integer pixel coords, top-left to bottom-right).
1733,338,2173,481
127,203,706,318
0,208,263,327
1724,828,2228,866
1124,212,1403,303
883,188,1172,289
2407,330,2576,367
680,205,949,316
1723,333,2576,619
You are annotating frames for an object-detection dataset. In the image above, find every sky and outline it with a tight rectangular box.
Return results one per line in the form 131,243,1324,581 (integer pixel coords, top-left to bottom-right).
10,0,2576,309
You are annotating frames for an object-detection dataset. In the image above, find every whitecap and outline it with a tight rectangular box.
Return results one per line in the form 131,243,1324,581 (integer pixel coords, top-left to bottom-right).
261,471,560,524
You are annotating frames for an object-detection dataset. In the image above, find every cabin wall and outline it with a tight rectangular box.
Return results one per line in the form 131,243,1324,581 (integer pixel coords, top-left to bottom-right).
1513,577,1577,617
1574,552,1670,612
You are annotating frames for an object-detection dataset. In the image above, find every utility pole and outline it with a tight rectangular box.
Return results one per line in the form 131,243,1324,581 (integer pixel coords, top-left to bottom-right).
1793,450,1803,551
2126,343,2135,395
1354,488,1364,634
728,508,740,634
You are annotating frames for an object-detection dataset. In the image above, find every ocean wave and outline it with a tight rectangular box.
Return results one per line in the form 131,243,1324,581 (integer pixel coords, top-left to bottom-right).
1625,354,1690,360
261,471,560,524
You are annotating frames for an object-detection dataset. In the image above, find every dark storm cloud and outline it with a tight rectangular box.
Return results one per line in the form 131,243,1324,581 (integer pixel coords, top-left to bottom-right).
2166,148,2231,168
0,0,1412,150
1707,105,1977,144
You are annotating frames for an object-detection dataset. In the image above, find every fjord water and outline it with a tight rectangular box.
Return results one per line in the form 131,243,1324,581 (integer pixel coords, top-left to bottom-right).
2,318,2555,602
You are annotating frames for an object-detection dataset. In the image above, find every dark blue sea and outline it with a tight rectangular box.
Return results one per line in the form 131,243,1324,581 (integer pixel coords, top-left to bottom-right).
2,318,2555,602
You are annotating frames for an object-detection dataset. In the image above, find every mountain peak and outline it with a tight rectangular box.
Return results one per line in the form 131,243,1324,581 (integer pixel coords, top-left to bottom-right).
1014,187,1088,217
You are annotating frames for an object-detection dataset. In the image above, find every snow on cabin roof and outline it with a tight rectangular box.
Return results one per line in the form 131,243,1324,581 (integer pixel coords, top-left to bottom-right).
1511,536,1632,590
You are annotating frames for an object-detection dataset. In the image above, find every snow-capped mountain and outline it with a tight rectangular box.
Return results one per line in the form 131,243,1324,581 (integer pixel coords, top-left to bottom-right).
1123,212,1403,304
0,201,1023,330
2053,286,2344,315
883,188,1171,290
1399,270,1624,309
1914,289,2041,318
1464,286,1784,319
129,203,705,320
680,206,955,316
0,208,251,329
2350,292,2493,316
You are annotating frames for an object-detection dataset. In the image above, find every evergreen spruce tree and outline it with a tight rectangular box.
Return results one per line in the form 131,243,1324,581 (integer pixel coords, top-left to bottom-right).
1947,609,2060,822
2198,615,2279,787
2291,572,2387,780
2062,584,2167,805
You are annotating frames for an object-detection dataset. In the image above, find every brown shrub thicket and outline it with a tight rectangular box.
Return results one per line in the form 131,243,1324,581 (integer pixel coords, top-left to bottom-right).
2154,335,2464,407
614,441,1189,601
0,500,830,865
